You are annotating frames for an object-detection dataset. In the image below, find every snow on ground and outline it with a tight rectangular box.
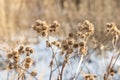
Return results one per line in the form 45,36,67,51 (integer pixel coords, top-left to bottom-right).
0,37,120,80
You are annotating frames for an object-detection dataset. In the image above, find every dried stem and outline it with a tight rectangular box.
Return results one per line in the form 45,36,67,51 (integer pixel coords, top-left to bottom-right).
104,54,114,80
18,66,38,80
111,51,120,69
104,51,120,80
59,56,68,80
73,54,84,80
47,36,61,80
80,35,109,73
49,66,53,80
104,50,119,80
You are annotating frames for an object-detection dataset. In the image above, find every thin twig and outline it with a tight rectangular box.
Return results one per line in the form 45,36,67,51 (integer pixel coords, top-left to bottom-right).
80,35,109,72
84,62,91,73
47,36,61,80
104,50,119,80
73,55,84,80
60,57,67,80
49,66,53,80
50,46,60,74
104,54,114,80
17,69,24,80
111,51,120,69
18,66,38,80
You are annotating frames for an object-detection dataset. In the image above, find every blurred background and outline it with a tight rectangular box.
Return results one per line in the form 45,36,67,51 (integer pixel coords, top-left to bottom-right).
0,0,120,43
0,1,120,80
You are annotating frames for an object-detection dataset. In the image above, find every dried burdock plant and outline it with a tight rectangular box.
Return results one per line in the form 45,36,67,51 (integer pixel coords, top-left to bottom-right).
37,20,95,80
1,18,120,80
73,20,94,80
32,20,60,37
32,20,61,80
31,19,120,80
102,23,120,80
31,71,37,77
4,45,38,80
104,50,120,80
83,74,97,80
49,20,60,32
32,20,49,37
106,23,120,49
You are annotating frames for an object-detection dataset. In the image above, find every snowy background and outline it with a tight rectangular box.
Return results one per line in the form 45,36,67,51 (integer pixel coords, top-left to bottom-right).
0,37,120,80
